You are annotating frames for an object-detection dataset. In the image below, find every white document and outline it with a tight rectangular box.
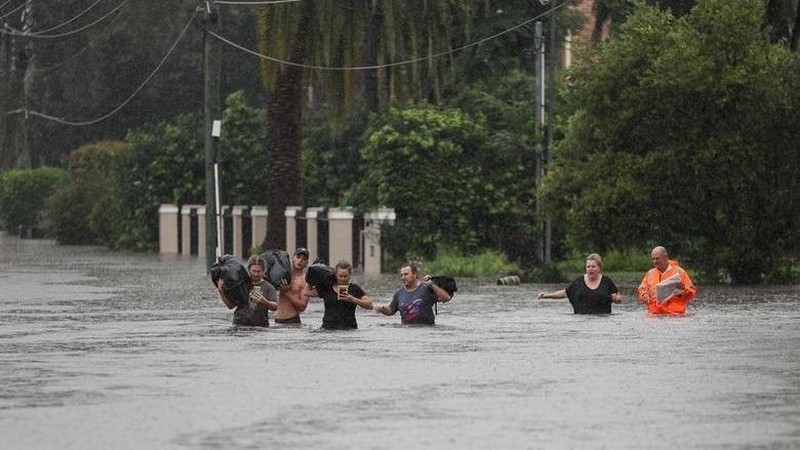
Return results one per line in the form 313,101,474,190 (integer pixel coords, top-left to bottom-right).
656,273,681,303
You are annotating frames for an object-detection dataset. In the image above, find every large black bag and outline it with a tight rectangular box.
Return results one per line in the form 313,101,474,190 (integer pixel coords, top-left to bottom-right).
260,249,291,289
305,263,336,289
431,276,458,297
209,255,252,306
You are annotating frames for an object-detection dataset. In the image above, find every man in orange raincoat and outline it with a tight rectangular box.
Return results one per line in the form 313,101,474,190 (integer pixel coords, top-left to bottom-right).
637,246,697,315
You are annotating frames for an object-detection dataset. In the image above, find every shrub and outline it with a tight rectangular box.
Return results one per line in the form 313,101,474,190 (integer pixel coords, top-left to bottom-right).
0,167,70,234
43,141,126,245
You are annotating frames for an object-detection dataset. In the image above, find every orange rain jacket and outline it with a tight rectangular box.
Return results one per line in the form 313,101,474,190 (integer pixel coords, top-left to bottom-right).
637,259,697,315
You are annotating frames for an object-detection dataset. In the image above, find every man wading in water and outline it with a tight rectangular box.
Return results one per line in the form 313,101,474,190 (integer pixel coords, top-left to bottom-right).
274,248,311,325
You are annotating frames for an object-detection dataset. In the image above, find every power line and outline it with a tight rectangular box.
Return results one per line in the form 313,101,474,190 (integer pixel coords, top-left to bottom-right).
209,0,570,71
6,8,198,127
2,0,130,39
0,0,19,11
4,0,569,127
23,0,105,35
0,1,26,21
216,0,301,4
25,6,125,81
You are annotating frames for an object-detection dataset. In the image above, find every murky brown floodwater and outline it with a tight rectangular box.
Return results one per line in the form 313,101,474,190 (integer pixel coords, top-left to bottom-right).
1,233,799,449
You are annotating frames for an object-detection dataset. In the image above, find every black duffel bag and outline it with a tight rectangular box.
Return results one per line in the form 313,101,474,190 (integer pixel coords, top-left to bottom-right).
210,255,252,306
260,249,292,289
306,263,336,290
431,276,458,298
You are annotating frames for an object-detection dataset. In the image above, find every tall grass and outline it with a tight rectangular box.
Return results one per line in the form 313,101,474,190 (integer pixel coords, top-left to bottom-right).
416,248,517,278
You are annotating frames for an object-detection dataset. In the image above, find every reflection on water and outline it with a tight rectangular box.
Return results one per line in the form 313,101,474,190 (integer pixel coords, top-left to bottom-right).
1,233,799,449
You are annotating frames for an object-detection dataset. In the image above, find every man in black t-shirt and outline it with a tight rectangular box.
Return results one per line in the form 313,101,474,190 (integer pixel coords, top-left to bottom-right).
316,260,373,330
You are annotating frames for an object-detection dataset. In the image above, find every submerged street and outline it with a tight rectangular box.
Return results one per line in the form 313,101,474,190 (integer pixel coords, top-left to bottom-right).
1,233,799,449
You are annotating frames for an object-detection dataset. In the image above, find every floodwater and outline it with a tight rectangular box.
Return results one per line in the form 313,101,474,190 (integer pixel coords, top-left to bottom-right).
1,233,799,450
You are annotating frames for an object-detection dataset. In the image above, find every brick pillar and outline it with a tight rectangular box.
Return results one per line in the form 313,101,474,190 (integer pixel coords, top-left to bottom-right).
305,207,325,262
328,208,354,266
251,206,268,251
363,208,396,275
232,205,246,258
361,208,397,274
158,204,179,254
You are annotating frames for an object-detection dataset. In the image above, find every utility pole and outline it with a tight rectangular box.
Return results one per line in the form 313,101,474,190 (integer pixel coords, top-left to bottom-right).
544,13,557,263
202,0,221,271
534,21,545,263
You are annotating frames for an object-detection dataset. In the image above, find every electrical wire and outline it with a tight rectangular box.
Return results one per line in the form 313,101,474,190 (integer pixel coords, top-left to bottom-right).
6,8,198,126
25,5,125,81
209,0,570,71
0,0,18,11
2,0,130,39
5,0,568,126
0,1,27,21
22,0,106,36
215,0,301,4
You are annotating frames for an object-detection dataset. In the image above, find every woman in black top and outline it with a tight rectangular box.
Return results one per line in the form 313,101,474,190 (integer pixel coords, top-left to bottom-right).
537,253,622,314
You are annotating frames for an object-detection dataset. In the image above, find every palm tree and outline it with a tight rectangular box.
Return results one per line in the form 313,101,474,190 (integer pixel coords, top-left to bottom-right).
257,0,474,249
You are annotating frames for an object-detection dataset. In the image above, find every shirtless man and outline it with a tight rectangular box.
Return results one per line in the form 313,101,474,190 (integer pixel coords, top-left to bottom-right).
274,247,311,324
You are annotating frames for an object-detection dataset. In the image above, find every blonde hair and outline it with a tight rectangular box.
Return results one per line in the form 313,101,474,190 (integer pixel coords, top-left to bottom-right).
586,253,603,270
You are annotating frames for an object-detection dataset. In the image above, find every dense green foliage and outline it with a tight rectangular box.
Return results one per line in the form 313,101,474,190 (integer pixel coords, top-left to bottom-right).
0,167,70,233
112,92,267,251
544,0,800,283
445,70,542,264
351,103,491,259
302,110,369,207
43,141,126,246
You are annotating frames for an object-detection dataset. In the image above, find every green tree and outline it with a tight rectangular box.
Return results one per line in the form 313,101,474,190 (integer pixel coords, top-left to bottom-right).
545,0,800,283
114,92,267,251
350,103,490,260
445,70,541,264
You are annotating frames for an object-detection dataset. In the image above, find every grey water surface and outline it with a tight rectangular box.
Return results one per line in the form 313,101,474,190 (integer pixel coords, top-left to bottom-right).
1,233,799,449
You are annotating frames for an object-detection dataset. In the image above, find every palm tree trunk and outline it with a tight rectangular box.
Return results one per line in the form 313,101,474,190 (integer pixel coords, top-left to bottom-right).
261,0,314,249
361,0,381,112
792,1,800,51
